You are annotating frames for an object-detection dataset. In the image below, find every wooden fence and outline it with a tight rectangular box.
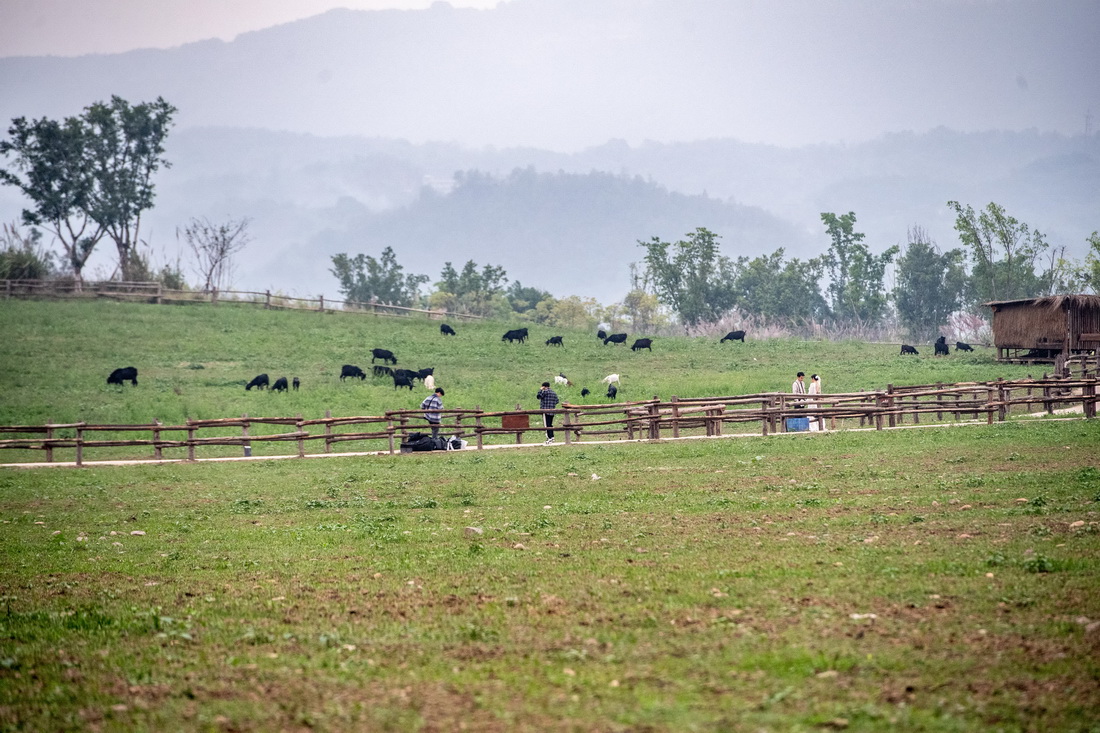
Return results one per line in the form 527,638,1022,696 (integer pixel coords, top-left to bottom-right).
0,279,482,321
1,377,1095,467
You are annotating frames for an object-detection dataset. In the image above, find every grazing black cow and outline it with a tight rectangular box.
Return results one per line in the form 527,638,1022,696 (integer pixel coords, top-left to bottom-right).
292,377,300,391
603,333,628,345
606,383,618,399
546,336,564,347
372,365,393,378
371,348,397,365
245,373,269,390
341,364,367,381
393,368,420,384
502,328,529,343
272,377,289,392
900,345,919,356
393,372,414,390
107,366,138,386
441,323,456,336
934,337,950,357
581,387,591,398
417,367,435,380
597,329,607,340
721,330,746,343
956,341,974,352
631,338,653,352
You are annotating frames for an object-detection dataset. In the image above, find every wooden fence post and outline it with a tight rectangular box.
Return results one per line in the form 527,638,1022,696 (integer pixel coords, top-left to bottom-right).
997,379,1007,422
670,396,681,439
324,410,332,453
1084,381,1097,419
563,410,572,445
187,421,196,461
242,414,251,457
388,417,396,454
985,386,996,425
45,420,53,463
153,418,162,460
296,414,305,457
475,407,484,450
886,385,896,427
319,295,324,312
75,427,83,466
648,400,660,440
265,290,271,309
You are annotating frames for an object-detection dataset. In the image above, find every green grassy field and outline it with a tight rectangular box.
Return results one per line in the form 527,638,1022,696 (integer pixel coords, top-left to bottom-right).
1,300,1098,731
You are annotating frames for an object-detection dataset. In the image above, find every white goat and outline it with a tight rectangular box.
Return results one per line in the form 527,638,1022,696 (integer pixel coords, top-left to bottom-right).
601,373,620,385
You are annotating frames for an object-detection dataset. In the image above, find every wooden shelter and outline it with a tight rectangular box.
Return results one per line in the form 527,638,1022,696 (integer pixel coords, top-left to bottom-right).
986,294,1100,362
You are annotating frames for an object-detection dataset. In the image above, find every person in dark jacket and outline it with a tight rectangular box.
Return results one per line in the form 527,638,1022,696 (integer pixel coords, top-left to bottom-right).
537,381,560,444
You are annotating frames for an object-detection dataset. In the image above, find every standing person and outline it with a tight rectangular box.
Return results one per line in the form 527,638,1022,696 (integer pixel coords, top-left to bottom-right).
420,387,444,440
791,371,806,398
537,381,560,444
807,373,822,431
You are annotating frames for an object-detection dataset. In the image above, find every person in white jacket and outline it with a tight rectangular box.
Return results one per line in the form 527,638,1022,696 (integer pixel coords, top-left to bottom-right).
807,373,822,431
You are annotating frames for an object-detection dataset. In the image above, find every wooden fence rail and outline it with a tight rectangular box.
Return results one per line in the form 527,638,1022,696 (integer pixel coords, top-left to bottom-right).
1,377,1096,467
1,279,482,321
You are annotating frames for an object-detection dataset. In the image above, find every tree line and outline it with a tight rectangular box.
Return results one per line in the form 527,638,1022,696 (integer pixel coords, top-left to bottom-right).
330,206,1099,340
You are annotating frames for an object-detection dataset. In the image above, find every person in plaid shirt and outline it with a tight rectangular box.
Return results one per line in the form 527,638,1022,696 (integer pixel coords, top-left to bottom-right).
537,381,560,444
420,387,445,439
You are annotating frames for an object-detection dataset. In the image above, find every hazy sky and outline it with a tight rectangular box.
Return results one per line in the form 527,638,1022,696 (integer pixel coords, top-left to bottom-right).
1,0,502,57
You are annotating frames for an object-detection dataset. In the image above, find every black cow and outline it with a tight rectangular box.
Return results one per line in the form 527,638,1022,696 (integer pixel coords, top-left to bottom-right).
900,345,919,356
417,367,435,380
107,366,138,386
720,330,746,343
272,377,289,392
393,372,415,390
245,373,269,390
956,341,974,352
631,338,653,352
603,333,628,345
371,348,397,365
546,336,564,347
441,323,456,336
581,387,591,398
606,383,618,399
372,365,393,378
597,329,607,340
502,327,529,343
341,364,366,381
292,377,300,391
393,368,420,384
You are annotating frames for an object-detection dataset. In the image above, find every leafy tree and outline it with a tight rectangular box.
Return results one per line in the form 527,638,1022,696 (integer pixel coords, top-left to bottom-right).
0,222,56,279
548,295,601,330
638,227,736,326
820,212,899,323
507,281,553,314
0,115,101,284
330,247,428,307
892,225,968,340
434,260,508,316
1081,231,1100,294
182,216,252,293
947,201,1050,303
731,248,827,322
83,96,176,281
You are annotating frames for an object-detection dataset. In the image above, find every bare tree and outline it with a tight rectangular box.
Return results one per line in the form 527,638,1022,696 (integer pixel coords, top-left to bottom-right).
181,217,251,293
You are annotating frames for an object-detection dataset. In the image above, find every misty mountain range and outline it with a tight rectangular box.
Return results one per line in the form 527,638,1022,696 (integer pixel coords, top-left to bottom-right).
1,0,1097,303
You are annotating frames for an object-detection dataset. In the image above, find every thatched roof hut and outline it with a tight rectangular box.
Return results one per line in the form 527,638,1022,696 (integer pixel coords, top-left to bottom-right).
986,294,1100,362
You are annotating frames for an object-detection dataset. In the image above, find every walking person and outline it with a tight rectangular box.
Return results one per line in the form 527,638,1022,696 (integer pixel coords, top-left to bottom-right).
537,381,560,444
807,373,822,431
420,387,445,440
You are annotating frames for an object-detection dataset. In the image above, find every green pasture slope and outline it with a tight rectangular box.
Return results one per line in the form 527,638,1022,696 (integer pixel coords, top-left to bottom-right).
1,300,1098,731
